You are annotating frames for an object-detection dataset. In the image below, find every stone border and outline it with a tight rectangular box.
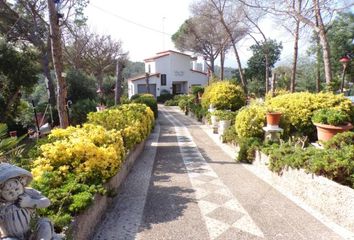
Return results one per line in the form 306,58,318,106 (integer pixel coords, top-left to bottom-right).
69,140,146,240
247,151,354,238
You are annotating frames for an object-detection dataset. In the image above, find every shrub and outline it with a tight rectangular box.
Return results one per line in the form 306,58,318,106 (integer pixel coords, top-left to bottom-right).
312,108,350,126
87,103,154,151
212,110,236,122
235,104,266,139
31,124,125,229
70,99,97,125
29,103,155,232
131,94,158,118
157,91,173,103
177,95,194,111
189,103,206,121
263,136,354,188
221,126,238,144
191,86,204,96
201,81,246,111
323,131,354,150
236,137,261,163
266,92,353,139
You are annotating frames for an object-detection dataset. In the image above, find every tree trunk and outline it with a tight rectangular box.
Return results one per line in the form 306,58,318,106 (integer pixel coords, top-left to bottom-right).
290,0,301,93
220,47,225,80
47,0,69,128
145,73,150,94
313,0,332,85
271,72,276,97
218,16,246,89
315,34,321,92
115,60,124,105
40,46,56,107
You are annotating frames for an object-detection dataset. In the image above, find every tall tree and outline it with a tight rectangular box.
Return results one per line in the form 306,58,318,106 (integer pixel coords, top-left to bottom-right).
238,0,353,86
172,17,227,74
47,0,68,127
192,0,248,88
0,41,40,123
0,0,56,107
246,39,283,95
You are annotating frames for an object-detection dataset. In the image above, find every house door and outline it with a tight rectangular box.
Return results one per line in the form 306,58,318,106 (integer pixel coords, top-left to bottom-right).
172,83,182,95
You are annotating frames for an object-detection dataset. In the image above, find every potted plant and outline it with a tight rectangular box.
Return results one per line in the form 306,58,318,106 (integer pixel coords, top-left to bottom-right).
312,108,353,142
213,110,235,135
266,108,282,127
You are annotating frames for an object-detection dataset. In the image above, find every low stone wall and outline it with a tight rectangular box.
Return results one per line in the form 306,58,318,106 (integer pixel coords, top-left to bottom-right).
247,151,354,236
69,140,146,240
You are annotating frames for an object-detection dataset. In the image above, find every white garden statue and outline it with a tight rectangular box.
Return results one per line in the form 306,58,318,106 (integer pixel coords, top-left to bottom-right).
0,163,56,240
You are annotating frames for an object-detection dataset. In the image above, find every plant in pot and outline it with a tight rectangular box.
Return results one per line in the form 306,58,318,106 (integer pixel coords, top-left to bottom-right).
312,108,353,142
265,108,282,128
213,110,235,135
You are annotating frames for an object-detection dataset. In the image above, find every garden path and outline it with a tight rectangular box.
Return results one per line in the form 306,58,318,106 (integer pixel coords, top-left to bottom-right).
93,105,342,240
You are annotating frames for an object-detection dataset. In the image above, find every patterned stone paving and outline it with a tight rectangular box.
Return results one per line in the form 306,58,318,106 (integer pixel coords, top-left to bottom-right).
165,113,265,240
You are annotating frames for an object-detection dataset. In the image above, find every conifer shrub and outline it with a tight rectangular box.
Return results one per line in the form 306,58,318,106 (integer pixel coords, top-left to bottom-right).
201,81,246,111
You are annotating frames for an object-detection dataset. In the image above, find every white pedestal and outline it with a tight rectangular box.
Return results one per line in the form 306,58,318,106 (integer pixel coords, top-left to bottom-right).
263,126,283,141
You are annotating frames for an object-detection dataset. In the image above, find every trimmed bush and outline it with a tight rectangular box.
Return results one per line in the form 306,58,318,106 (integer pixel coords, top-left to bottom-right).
266,92,353,139
31,124,125,229
87,103,154,151
31,103,155,232
131,94,158,118
235,104,267,139
201,81,246,111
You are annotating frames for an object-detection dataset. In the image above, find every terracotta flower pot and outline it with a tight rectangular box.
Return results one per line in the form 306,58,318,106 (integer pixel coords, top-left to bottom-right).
314,122,353,142
266,112,282,127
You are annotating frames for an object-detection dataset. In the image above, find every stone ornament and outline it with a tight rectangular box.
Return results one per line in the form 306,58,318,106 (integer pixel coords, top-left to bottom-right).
0,163,56,240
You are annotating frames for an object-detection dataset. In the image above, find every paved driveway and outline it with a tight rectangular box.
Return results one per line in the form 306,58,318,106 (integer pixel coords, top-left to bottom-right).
93,105,342,240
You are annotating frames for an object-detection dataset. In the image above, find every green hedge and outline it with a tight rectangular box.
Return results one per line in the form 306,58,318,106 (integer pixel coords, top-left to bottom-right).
131,93,158,118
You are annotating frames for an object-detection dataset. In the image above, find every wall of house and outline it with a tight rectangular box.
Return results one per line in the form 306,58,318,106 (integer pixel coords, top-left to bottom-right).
145,61,156,73
129,52,208,98
128,76,159,98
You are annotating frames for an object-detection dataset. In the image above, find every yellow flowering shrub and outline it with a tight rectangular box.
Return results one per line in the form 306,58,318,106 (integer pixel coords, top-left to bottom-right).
30,103,154,231
87,103,154,150
235,104,267,139
266,92,353,138
32,124,125,182
201,81,246,111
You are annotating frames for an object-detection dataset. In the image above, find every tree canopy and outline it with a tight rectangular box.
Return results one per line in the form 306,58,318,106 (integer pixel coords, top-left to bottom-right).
0,40,40,123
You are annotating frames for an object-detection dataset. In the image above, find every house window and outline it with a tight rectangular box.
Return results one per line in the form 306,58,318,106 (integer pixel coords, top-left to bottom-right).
161,74,167,86
148,64,151,73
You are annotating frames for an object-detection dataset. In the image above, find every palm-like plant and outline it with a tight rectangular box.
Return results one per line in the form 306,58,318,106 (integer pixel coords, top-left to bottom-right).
0,124,25,162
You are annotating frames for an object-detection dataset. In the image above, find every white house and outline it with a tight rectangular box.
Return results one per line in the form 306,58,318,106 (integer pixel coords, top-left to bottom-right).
127,50,208,98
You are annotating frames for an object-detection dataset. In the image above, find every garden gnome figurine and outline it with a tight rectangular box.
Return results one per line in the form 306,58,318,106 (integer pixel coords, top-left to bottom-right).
0,163,55,240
